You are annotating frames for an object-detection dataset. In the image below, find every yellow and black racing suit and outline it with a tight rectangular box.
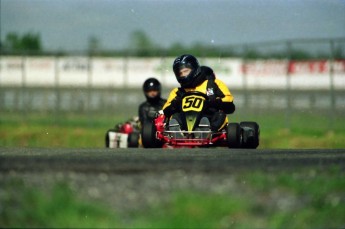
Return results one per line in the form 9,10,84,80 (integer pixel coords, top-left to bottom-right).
163,66,235,131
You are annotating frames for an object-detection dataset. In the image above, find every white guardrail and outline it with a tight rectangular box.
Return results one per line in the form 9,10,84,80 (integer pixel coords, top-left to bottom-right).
0,56,345,89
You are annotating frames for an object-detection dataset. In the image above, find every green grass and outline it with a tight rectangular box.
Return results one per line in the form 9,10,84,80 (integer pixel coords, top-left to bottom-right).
0,180,119,228
1,112,345,148
0,113,125,148
254,113,345,148
239,167,345,228
1,167,344,228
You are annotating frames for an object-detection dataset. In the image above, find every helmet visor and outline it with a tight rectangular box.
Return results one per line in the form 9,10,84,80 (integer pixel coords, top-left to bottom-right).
145,90,159,98
179,68,192,78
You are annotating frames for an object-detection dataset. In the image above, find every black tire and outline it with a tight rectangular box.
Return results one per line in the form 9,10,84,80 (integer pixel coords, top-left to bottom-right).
240,122,260,149
141,121,162,148
128,132,140,148
105,129,114,148
227,123,241,148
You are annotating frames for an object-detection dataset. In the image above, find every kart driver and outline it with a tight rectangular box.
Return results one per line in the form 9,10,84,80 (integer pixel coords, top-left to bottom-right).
139,77,167,125
162,54,235,131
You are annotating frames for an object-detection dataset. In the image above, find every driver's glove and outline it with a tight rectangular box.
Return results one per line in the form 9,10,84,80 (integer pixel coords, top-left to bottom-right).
154,110,165,118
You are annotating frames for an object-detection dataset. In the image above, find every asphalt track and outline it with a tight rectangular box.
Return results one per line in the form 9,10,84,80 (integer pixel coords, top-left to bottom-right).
1,148,345,214
1,148,345,173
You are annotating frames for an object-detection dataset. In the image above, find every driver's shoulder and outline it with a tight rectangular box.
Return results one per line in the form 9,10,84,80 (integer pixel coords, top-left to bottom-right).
139,100,150,108
170,87,179,94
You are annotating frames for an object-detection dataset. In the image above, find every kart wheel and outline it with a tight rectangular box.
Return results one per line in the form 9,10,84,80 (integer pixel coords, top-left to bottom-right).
240,122,260,149
105,129,113,148
128,132,140,148
142,121,162,148
227,123,241,148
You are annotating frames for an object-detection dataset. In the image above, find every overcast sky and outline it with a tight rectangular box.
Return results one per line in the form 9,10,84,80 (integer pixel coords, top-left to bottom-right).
1,0,345,51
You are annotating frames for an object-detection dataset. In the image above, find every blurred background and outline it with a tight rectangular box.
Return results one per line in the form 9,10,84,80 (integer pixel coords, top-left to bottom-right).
2,2,345,227
1,0,345,148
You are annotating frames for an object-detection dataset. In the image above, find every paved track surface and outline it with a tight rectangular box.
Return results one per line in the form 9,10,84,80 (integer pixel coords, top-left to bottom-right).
1,148,345,213
1,148,345,173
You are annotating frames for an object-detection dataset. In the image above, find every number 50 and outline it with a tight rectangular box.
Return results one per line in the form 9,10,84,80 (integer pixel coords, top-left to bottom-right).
182,96,204,112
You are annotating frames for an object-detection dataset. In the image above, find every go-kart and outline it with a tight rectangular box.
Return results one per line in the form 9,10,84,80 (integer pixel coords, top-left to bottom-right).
105,117,141,148
141,92,259,148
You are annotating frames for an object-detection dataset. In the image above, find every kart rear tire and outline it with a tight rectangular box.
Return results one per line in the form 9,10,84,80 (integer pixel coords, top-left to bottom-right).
142,121,163,148
227,123,241,148
240,122,259,149
105,129,114,148
128,132,140,148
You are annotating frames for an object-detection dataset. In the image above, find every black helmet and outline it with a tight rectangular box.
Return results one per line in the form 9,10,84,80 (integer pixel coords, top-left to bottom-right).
143,77,161,92
143,78,161,103
173,54,201,88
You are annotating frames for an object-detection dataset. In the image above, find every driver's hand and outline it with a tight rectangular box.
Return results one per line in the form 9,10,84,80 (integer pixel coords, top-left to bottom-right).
154,110,164,118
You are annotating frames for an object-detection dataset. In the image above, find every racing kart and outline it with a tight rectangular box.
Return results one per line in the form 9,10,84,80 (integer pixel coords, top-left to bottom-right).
105,117,141,148
141,92,259,148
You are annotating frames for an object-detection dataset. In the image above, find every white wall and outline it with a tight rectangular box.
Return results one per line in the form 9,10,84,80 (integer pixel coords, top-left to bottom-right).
1,56,344,89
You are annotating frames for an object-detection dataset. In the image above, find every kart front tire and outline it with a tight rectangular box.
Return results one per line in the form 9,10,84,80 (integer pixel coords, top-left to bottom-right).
142,121,162,148
227,123,241,148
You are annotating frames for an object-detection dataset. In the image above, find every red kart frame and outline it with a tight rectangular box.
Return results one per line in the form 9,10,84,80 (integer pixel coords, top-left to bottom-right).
142,109,259,149
153,114,229,148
